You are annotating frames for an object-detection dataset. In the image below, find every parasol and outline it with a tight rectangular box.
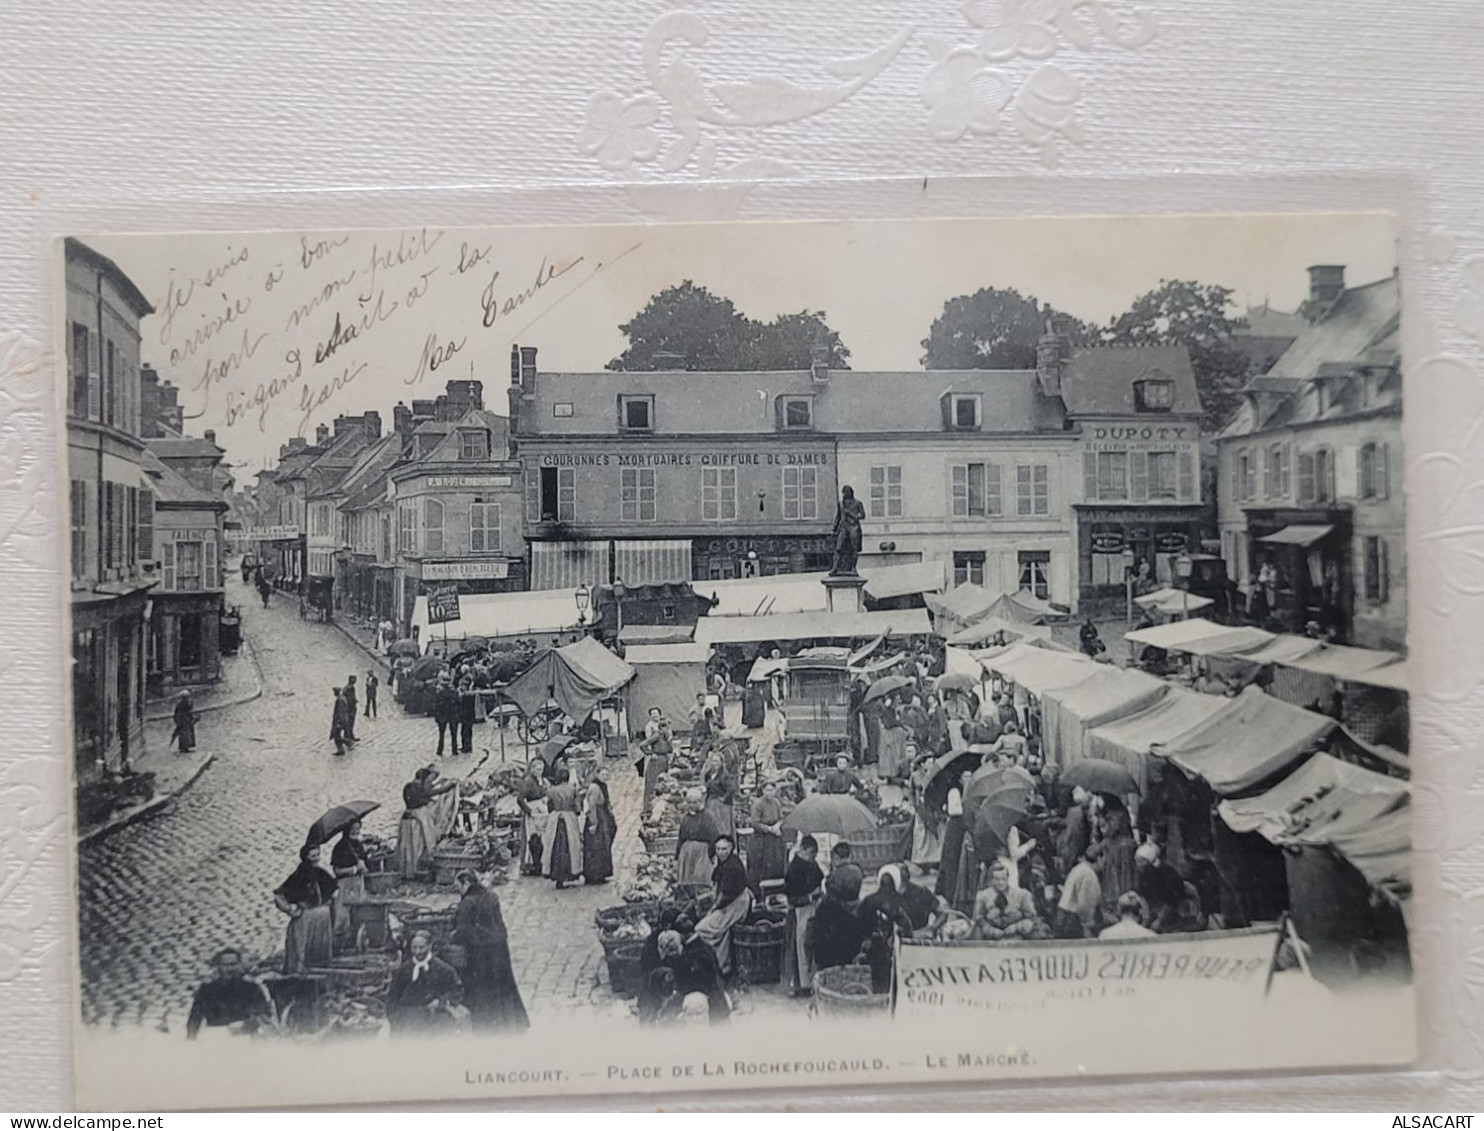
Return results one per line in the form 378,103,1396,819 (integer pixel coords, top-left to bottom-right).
306,800,381,847
389,638,422,658
862,674,914,705
962,764,1035,859
780,794,878,838
1059,758,1139,797
935,672,979,694
921,748,981,812
408,655,447,681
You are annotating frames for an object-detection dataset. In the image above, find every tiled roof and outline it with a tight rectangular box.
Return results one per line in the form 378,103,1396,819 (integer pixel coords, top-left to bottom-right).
140,450,221,507
1268,275,1399,383
1058,346,1201,417
147,437,222,459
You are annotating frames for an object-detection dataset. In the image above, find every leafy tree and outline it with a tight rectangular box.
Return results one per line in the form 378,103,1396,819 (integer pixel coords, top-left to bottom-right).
608,282,850,371
1103,280,1251,430
921,287,1093,370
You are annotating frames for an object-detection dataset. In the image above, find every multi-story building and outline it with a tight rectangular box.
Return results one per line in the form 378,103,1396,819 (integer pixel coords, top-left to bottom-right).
1216,266,1403,649
508,338,1198,611
304,413,382,593
270,437,316,587
389,400,523,628
333,429,402,622
141,437,228,693
64,238,156,779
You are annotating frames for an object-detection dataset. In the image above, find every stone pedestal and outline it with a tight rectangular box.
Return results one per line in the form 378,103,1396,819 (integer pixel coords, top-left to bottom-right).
822,573,866,615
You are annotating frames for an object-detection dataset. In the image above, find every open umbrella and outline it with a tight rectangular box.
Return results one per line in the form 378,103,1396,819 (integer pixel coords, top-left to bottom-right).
962,765,1035,859
409,655,447,681
1060,758,1139,797
921,748,981,812
306,800,381,848
862,674,914,706
389,638,422,658
935,672,979,694
780,794,878,838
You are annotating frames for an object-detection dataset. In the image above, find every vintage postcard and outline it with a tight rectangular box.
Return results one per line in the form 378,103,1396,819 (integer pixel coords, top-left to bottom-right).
63,213,1413,1110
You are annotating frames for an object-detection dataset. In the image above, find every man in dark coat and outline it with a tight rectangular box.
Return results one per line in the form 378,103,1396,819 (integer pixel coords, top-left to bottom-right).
434,674,460,758
330,688,354,756
386,930,462,1035
364,670,379,719
186,948,275,1039
342,675,359,742
457,666,477,754
452,871,530,1033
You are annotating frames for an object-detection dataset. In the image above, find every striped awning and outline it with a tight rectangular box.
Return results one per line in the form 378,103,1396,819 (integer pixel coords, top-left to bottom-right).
614,539,692,587
530,540,609,591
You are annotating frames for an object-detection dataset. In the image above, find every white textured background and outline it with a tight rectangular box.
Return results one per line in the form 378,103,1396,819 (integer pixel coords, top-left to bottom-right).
3,0,1483,1112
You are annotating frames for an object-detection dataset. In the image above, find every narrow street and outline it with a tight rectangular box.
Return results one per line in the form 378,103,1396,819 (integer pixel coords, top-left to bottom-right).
77,572,645,1032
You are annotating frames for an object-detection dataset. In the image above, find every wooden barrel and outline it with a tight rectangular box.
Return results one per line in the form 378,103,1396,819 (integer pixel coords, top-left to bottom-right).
604,940,647,999
732,922,784,985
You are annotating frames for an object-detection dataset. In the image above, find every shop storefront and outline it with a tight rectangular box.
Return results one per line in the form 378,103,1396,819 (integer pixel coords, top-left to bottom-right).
691,534,834,580
1244,507,1353,640
71,588,150,780
147,591,223,695
1075,505,1203,611
399,556,526,628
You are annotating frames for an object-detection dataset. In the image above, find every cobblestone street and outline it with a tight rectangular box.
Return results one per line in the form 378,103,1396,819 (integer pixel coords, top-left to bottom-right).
77,573,647,1032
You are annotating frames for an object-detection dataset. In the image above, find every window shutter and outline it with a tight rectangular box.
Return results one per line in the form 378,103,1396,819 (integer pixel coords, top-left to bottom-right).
1377,538,1389,603
1229,453,1240,503
525,468,540,522
205,536,219,589
985,465,1002,517
1297,453,1315,504
1082,451,1097,502
1177,451,1195,502
940,393,955,430
88,370,101,421
1377,442,1390,499
161,540,176,591
950,464,966,518
1130,451,1149,502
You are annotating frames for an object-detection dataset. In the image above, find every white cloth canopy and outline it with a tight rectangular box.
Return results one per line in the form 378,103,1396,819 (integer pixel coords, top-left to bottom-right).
1133,587,1215,616
411,589,582,642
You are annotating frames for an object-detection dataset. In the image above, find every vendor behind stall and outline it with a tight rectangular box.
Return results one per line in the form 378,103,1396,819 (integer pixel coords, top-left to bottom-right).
695,834,752,974
395,767,459,881
676,791,721,888
273,845,337,974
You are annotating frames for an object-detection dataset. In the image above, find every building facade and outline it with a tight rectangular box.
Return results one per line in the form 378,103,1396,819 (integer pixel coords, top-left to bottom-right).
1216,267,1403,650
64,238,156,780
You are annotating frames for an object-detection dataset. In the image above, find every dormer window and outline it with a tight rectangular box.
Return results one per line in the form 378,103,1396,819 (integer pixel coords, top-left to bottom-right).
778,395,814,431
459,429,489,460
944,393,982,431
619,395,654,432
1134,379,1174,412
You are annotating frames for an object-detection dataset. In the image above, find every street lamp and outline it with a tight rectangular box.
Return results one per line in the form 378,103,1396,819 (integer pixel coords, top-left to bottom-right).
575,582,591,629
612,578,628,639
1120,547,1137,627
1175,552,1194,620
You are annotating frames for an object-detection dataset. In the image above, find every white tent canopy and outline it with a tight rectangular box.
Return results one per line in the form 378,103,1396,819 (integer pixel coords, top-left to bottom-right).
1124,617,1228,651
1134,587,1215,616
412,589,583,643
694,607,932,646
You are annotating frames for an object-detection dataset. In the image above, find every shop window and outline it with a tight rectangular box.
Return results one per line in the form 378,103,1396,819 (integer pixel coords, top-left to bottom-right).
1359,441,1388,500
1016,464,1049,516
1147,452,1178,500
619,395,654,432
702,467,737,522
470,502,501,553
423,499,445,554
779,396,814,430
782,466,818,520
179,614,203,670
952,551,986,587
951,462,1000,518
176,541,204,590
869,465,902,518
1363,536,1389,602
1018,551,1050,599
620,468,656,522
1134,379,1174,412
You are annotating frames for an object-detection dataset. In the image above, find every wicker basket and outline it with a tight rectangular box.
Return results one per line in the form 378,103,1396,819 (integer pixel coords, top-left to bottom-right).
640,832,679,858
399,909,457,948
594,901,662,933
431,846,483,887
846,820,914,873
604,940,648,999
812,964,890,1018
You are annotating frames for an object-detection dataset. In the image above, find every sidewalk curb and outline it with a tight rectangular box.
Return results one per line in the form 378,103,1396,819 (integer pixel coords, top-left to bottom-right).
143,637,265,723
329,618,393,676
77,753,216,847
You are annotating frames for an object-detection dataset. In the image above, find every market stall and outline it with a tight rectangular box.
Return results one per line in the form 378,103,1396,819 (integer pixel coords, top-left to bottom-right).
1038,667,1168,769
693,608,932,648
501,636,636,728
1084,686,1228,793
1133,587,1216,620
625,642,708,736
946,616,1054,649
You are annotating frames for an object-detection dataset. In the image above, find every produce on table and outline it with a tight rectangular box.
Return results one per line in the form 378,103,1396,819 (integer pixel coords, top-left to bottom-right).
876,803,915,827
620,853,676,904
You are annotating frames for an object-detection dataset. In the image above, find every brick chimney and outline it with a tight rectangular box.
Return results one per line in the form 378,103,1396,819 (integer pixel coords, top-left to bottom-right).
510,345,521,386
444,379,483,414
1036,317,1068,397
519,346,538,390
203,429,217,446
362,410,381,440
1307,265,1346,315
139,364,161,438
393,402,412,443
315,422,329,445
810,343,830,386
288,436,307,453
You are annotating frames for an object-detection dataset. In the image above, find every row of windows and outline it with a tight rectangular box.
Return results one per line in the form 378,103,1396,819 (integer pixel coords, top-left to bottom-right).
951,550,1051,598
159,537,221,592
1231,441,1390,505
1082,450,1196,504
1221,530,1392,606
396,501,503,556
69,480,153,581
69,322,139,434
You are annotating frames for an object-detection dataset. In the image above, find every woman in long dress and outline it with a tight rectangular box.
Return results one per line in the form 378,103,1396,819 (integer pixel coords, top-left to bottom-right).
745,781,787,894
582,769,617,885
675,792,720,888
877,696,909,783
694,835,753,974
637,708,673,816
542,768,584,889
781,836,824,997
1096,802,1138,923
936,773,969,906
329,821,368,945
517,765,548,876
702,748,736,840
395,767,458,880
274,844,337,974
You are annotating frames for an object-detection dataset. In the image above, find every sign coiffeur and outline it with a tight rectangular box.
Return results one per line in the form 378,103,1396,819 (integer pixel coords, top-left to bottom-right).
895,927,1281,1021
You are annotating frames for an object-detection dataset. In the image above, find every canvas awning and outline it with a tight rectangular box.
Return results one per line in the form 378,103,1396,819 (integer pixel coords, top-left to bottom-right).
1303,804,1411,904
411,589,582,642
693,608,932,647
1218,752,1408,843
1285,644,1403,681
1152,685,1337,797
501,635,635,722
1086,688,1230,792
980,642,1099,697
1124,617,1225,651
1221,634,1324,667
1175,626,1278,657
613,539,692,586
925,583,997,627
746,656,791,683
1258,524,1334,547
701,573,829,618
1133,587,1216,616
530,540,609,590
947,616,1054,648
861,560,945,601
1347,659,1408,693
1040,668,1169,769
625,642,709,665
617,624,694,645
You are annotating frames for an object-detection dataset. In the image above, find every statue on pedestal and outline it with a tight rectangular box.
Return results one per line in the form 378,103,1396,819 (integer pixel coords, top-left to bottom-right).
830,485,866,577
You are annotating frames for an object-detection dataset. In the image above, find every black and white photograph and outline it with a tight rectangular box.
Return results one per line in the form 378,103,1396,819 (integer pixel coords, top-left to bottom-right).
61,213,1413,1108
